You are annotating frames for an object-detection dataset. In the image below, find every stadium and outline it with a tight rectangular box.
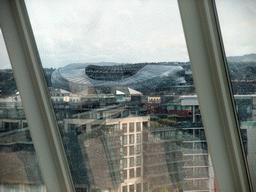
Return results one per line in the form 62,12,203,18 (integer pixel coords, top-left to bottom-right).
51,63,187,93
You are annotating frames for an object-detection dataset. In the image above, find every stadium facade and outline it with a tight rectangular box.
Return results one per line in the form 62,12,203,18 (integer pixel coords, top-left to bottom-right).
51,63,187,93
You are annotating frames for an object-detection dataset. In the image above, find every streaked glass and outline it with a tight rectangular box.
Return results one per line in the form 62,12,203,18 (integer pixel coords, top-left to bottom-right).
24,0,216,191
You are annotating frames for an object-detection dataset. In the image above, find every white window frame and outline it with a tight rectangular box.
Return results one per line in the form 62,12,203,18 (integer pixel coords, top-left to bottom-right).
0,0,253,191
0,1,75,191
178,0,252,191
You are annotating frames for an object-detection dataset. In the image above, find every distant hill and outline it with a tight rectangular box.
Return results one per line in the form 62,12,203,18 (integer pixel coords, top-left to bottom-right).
227,53,256,63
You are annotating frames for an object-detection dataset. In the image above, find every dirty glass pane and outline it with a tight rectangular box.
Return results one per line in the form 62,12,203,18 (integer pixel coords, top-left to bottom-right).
25,0,216,191
0,29,46,191
215,0,256,190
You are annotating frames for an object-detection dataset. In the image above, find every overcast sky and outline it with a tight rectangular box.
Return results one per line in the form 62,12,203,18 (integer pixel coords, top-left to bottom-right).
1,0,256,69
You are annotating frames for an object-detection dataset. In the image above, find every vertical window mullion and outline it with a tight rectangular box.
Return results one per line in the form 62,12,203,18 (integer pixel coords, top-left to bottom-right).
178,0,252,191
0,0,75,191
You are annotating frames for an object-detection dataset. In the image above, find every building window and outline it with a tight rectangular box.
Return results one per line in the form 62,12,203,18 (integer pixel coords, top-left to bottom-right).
122,123,127,133
123,147,127,157
136,183,141,192
123,135,127,145
114,124,120,133
123,158,127,168
129,185,134,192
122,186,127,192
136,145,141,154
130,157,134,167
129,123,134,133
129,146,134,156
129,169,134,178
129,134,134,144
136,122,141,132
136,167,141,177
23,122,28,128
136,133,141,143
123,170,127,180
136,156,141,166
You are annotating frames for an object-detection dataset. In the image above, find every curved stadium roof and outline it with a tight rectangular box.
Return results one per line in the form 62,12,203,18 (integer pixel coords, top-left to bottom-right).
51,63,187,93
85,63,147,81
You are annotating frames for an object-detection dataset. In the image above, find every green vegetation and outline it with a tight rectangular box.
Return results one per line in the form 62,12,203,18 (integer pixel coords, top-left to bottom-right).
0,71,17,97
150,118,177,128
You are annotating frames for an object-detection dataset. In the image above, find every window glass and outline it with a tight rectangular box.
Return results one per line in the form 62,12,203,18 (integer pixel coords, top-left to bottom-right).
129,122,134,133
129,169,134,179
129,146,134,156
136,167,142,178
136,145,141,154
136,183,141,192
130,157,134,167
215,1,254,190
123,170,127,180
136,122,141,132
122,123,127,133
123,135,127,145
129,185,134,192
24,0,214,191
129,134,134,144
123,146,127,157
122,186,127,192
136,156,141,166
123,158,127,168
136,133,141,143
0,29,46,191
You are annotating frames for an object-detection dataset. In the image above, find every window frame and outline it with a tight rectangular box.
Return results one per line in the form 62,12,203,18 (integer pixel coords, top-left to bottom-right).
178,0,252,191
0,0,252,191
0,0,75,191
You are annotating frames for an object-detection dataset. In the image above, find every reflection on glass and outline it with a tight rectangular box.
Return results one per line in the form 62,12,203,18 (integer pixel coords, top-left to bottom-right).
24,0,216,191
0,30,45,191
215,0,255,190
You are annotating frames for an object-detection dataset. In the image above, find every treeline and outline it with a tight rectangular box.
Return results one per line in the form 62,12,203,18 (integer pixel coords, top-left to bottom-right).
0,68,55,97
